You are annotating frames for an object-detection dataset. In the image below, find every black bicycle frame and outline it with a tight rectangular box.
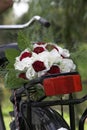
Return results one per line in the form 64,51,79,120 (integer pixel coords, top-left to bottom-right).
12,90,87,130
31,94,87,130
10,72,87,130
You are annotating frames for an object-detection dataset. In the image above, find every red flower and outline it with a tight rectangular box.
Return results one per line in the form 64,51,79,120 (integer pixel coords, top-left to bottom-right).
33,47,45,54
32,60,46,72
46,44,59,51
20,52,32,61
47,65,60,74
19,73,27,79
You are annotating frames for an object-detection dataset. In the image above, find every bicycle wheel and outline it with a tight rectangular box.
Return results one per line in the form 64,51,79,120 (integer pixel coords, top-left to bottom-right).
30,107,70,130
10,107,70,130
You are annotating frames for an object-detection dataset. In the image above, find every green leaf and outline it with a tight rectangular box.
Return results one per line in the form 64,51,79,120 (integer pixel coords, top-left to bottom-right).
3,31,34,89
4,70,28,89
5,48,20,69
17,31,33,51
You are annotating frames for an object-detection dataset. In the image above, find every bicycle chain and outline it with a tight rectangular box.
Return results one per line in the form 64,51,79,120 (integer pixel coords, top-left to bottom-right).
13,90,20,130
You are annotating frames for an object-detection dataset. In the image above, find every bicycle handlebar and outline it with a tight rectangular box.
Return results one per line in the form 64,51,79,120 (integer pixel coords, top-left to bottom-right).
0,15,50,30
38,17,50,27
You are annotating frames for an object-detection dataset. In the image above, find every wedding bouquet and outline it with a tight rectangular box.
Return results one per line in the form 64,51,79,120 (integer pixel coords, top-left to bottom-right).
4,33,76,88
14,42,76,80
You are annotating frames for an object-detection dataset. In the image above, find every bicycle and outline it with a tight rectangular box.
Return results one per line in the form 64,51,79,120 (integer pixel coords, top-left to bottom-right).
0,16,87,130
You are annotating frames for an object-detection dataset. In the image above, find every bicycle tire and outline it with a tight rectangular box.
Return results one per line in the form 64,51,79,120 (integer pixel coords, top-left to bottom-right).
10,107,70,130
31,107,70,130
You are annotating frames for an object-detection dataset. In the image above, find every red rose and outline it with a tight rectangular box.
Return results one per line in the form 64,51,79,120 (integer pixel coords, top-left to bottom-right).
32,60,46,72
46,44,59,51
47,65,60,74
20,52,32,61
33,47,45,54
19,73,27,79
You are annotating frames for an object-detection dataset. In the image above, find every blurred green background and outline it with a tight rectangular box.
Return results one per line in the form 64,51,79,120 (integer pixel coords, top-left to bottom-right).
0,0,87,130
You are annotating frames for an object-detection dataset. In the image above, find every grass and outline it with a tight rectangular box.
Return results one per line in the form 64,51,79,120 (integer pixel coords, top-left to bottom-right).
2,89,12,130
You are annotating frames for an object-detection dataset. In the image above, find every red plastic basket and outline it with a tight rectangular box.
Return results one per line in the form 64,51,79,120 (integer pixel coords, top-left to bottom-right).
43,74,82,96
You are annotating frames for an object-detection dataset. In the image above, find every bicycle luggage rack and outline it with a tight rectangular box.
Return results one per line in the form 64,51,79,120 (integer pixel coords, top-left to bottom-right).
10,72,87,130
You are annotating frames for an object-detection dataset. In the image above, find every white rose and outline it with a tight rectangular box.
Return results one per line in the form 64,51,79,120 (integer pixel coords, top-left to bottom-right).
49,49,62,64
15,56,20,62
62,49,70,57
26,66,36,80
38,70,47,77
59,59,76,72
14,57,33,71
56,45,70,57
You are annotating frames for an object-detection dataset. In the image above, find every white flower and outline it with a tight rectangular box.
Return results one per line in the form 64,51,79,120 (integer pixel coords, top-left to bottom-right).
14,57,33,71
49,49,62,64
56,46,70,57
14,42,76,80
59,59,76,72
26,66,36,80
38,70,47,77
61,49,70,57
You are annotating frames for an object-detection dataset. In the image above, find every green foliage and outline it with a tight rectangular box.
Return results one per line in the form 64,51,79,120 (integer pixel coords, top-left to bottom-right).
4,70,28,89
3,32,31,89
17,31,32,51
5,48,20,68
21,0,87,51
0,49,20,89
71,44,87,80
